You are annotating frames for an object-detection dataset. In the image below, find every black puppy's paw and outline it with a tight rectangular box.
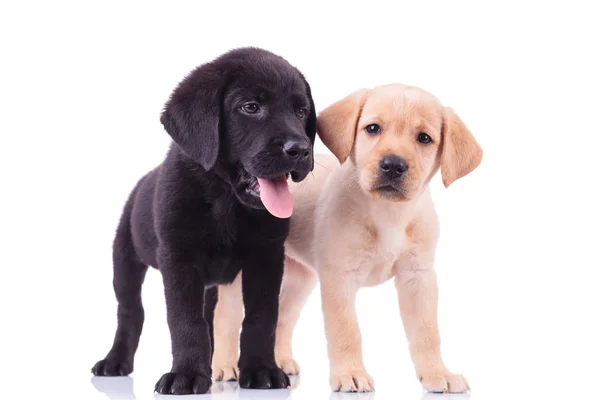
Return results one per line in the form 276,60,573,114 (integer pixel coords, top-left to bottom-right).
154,372,212,395
239,366,290,389
92,358,132,376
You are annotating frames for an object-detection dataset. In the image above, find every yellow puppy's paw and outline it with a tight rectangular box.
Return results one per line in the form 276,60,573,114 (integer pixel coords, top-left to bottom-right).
419,370,469,393
277,358,301,375
330,370,375,392
212,364,238,381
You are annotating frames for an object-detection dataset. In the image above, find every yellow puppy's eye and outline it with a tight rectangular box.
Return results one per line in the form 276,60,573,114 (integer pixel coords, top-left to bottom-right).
417,132,432,144
366,124,381,135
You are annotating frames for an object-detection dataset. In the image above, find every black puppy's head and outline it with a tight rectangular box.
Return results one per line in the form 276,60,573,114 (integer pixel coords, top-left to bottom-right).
160,47,316,218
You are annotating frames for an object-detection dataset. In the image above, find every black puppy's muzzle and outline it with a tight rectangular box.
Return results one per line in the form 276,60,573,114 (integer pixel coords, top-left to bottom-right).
283,140,311,161
282,139,313,182
244,134,313,182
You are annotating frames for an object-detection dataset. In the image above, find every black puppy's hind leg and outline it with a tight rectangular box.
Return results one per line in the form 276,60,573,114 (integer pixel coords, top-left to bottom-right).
92,191,148,376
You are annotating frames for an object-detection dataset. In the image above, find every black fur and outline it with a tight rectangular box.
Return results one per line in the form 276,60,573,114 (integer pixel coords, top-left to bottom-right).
91,47,316,395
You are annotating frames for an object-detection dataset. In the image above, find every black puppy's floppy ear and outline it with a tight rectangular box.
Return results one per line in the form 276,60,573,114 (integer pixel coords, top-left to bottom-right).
160,64,225,171
302,76,317,145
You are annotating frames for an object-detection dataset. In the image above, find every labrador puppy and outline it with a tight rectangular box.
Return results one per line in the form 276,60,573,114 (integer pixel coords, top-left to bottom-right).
211,83,482,393
91,47,317,395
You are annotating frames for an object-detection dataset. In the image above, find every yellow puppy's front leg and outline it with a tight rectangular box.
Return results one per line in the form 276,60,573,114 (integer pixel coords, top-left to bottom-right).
275,257,317,375
211,273,243,381
320,270,374,392
395,262,469,393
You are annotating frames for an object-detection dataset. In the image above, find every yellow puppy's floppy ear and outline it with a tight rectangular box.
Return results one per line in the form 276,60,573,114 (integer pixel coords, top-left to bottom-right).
441,107,483,187
317,89,368,163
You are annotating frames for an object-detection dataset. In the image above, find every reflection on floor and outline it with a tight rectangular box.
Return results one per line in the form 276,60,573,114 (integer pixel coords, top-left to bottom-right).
90,375,470,400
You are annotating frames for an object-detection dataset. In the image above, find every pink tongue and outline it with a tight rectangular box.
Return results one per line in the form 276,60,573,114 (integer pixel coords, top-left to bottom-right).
256,175,293,218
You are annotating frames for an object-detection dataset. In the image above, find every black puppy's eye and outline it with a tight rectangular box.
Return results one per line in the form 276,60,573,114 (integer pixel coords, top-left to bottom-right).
417,132,433,144
296,107,308,119
365,124,381,135
241,102,260,114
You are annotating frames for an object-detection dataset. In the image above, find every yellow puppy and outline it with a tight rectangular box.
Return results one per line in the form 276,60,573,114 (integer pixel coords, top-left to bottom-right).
211,83,482,393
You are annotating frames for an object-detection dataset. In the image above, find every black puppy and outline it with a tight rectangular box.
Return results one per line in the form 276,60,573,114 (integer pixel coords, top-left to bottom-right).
91,47,316,395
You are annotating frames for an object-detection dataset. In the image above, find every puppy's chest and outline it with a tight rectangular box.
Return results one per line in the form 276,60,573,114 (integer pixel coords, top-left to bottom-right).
355,228,408,286
202,206,287,254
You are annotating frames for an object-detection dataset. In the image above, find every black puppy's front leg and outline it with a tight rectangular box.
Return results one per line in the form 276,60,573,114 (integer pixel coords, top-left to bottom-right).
238,247,290,389
154,250,212,395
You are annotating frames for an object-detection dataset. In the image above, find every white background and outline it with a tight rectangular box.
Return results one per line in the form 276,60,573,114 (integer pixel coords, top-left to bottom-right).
1,1,599,399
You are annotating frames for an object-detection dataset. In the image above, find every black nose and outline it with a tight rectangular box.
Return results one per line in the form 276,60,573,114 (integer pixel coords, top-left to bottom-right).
379,155,408,180
283,140,311,160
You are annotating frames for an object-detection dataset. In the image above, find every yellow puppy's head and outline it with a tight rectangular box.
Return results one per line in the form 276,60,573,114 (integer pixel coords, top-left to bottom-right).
317,84,482,201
